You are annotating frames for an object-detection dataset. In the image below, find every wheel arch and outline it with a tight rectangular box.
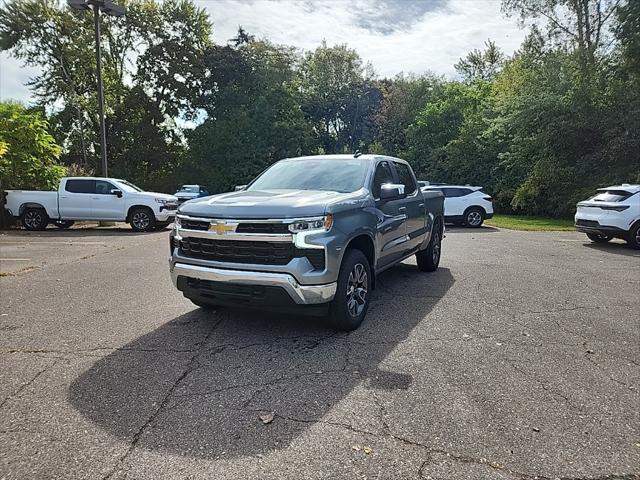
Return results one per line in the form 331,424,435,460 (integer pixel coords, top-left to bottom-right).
344,233,376,289
463,204,486,217
126,204,155,223
19,202,49,217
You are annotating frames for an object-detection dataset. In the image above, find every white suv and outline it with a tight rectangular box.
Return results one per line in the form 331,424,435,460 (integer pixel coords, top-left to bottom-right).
421,184,494,227
575,184,640,249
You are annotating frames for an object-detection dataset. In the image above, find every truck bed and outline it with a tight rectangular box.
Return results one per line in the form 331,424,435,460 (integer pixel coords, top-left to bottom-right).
5,190,59,219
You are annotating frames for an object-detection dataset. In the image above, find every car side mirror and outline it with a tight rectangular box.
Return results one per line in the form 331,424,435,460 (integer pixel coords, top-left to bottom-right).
379,183,405,201
234,185,247,192
110,189,123,198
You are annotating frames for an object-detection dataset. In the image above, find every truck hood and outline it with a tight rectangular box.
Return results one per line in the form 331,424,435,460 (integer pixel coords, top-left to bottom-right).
175,192,199,199
131,192,178,202
178,189,359,218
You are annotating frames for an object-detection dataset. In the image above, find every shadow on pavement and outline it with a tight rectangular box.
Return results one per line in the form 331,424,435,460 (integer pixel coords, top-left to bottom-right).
2,225,171,238
582,241,640,257
69,265,454,459
444,225,499,234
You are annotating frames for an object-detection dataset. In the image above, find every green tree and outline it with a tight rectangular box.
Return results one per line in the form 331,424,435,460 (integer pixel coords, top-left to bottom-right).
0,0,208,184
298,42,375,153
455,40,505,81
0,102,65,191
373,74,443,156
186,39,313,193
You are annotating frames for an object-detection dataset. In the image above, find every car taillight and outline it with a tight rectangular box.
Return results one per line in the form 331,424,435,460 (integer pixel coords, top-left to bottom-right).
483,196,492,202
600,205,629,212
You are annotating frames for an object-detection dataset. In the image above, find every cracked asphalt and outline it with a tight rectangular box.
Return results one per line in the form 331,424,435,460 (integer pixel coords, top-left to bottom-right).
0,226,639,479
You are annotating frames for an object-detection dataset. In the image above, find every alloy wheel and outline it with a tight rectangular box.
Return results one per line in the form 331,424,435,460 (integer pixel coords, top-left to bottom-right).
467,211,482,227
432,231,441,264
346,263,368,317
24,210,42,229
132,211,150,230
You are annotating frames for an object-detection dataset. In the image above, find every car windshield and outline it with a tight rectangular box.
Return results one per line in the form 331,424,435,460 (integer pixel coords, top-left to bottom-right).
247,159,369,193
590,190,632,202
179,186,199,193
116,180,143,192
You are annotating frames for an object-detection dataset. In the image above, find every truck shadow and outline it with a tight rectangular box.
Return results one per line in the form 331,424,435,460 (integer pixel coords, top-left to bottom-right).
582,241,640,257
444,225,499,233
69,265,454,459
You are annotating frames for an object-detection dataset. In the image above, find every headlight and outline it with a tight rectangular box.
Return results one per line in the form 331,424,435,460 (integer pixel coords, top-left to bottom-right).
288,215,333,233
155,198,175,205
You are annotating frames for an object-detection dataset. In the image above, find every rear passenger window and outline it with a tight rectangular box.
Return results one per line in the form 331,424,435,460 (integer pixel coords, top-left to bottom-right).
372,161,395,198
394,163,417,195
65,180,95,193
443,188,470,197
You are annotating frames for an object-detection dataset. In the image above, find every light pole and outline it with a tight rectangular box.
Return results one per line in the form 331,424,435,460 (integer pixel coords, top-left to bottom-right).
67,0,126,178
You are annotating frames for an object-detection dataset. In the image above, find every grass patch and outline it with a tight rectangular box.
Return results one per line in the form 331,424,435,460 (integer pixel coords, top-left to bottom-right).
486,214,575,231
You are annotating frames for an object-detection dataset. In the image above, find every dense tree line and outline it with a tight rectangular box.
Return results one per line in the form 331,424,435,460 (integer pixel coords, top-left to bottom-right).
1,0,638,217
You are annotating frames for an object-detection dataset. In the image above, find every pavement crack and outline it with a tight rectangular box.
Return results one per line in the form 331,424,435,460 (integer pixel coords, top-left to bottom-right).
583,354,634,390
0,360,58,410
101,316,224,480
506,361,585,411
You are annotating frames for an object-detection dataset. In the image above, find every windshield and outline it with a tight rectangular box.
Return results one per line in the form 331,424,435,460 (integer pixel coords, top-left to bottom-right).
248,159,369,193
179,186,200,193
116,180,143,192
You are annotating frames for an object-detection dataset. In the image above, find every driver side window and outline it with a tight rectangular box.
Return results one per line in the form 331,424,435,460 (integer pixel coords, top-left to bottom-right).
95,180,116,195
372,161,394,198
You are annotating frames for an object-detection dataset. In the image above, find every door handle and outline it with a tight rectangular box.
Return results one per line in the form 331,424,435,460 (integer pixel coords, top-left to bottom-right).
418,203,424,208
91,197,100,200
398,207,407,212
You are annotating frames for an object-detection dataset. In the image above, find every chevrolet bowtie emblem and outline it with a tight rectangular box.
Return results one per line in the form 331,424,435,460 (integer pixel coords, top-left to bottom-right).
209,221,235,234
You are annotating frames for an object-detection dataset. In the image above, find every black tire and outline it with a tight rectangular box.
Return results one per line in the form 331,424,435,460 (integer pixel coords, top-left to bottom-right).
587,232,612,244
463,207,484,228
328,249,371,331
416,221,442,272
54,220,75,229
626,223,640,250
129,207,156,232
21,208,48,231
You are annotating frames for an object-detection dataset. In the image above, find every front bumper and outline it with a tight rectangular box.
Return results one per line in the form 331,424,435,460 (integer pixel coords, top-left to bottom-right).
170,261,337,305
156,207,177,221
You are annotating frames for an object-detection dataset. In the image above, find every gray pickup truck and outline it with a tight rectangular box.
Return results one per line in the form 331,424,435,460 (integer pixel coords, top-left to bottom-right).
169,154,444,330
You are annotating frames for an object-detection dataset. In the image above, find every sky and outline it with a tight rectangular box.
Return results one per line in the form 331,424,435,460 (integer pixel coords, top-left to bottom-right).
0,0,527,103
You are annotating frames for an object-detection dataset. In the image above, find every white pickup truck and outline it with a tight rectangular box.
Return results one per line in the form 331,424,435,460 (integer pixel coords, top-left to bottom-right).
5,177,178,231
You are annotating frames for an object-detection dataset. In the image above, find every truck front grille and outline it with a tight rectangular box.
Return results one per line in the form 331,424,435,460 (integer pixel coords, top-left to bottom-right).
179,220,291,234
235,223,291,234
179,238,325,270
180,219,210,231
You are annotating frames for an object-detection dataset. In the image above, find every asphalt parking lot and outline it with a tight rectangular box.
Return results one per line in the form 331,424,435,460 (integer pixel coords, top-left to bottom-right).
0,226,638,479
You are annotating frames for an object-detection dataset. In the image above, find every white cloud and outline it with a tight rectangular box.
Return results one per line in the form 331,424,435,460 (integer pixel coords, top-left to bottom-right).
202,0,527,77
0,51,39,103
1,0,528,103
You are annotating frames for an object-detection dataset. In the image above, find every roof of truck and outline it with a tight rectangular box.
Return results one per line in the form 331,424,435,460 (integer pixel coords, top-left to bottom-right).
283,154,408,164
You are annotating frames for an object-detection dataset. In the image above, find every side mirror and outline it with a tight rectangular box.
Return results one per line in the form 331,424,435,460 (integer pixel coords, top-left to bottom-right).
110,189,123,198
379,183,405,201
234,185,247,192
